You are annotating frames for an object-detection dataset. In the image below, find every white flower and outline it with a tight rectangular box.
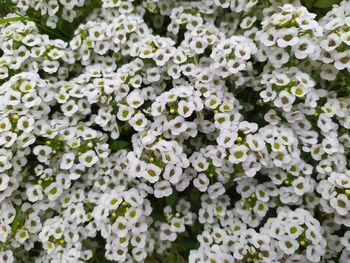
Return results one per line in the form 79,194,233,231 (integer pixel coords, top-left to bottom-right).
61,99,79,116
43,60,60,73
4,90,21,106
322,136,339,154
193,173,210,192
170,217,185,233
294,37,317,59
229,145,248,164
26,184,44,202
320,33,341,51
279,236,299,255
260,28,277,47
160,223,177,241
0,250,14,263
117,105,135,121
253,201,268,217
16,116,35,133
207,182,225,199
330,194,350,216
15,229,28,243
126,90,144,109
274,91,295,112
246,134,265,151
306,245,323,262
60,152,76,170
163,164,182,184
129,113,148,132
0,173,10,192
320,64,338,81
268,49,290,67
341,231,350,251
79,150,98,167
44,182,63,201
177,100,195,118
334,51,350,70
154,180,172,198
33,145,52,163
277,27,299,47
143,163,161,183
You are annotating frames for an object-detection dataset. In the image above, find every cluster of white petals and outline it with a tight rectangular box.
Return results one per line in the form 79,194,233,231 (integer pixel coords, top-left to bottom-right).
0,0,350,262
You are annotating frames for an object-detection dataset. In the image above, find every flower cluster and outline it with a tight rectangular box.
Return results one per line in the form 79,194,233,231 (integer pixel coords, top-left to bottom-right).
320,1,350,74
13,0,86,28
258,4,323,66
1,0,350,262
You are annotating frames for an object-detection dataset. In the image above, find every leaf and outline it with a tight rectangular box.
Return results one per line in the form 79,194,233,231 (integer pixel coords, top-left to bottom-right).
181,230,189,238
167,254,185,263
188,188,200,209
313,0,340,8
151,212,166,222
110,140,128,151
11,206,21,233
179,240,199,250
0,16,28,25
224,175,235,189
302,0,315,8
191,221,202,236
241,102,254,112
60,0,101,40
0,0,16,18
165,191,178,206
167,255,178,263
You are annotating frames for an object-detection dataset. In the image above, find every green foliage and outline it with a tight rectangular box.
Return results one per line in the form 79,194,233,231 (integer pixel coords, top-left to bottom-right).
302,0,341,11
10,206,21,234
0,16,28,24
0,0,15,18
312,0,340,8
165,191,178,206
109,140,128,152
188,188,201,210
56,0,101,40
0,0,101,41
88,247,114,263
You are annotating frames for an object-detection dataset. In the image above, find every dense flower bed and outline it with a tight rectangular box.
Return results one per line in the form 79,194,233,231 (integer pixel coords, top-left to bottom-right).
0,0,350,262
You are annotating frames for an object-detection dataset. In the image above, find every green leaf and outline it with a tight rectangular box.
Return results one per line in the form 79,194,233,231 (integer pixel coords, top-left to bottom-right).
165,191,178,206
167,254,185,263
224,175,235,190
151,212,166,222
167,255,178,263
11,206,21,233
188,188,200,209
0,16,29,25
179,240,199,250
191,221,202,236
241,102,254,112
0,0,16,18
181,230,189,238
313,0,340,8
110,140,128,151
302,0,314,8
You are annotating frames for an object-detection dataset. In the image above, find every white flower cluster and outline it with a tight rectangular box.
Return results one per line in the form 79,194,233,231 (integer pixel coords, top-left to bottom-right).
13,0,86,28
0,0,350,262
190,195,327,262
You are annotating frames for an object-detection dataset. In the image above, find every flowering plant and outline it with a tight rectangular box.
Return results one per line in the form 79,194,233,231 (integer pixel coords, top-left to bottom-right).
0,0,350,262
